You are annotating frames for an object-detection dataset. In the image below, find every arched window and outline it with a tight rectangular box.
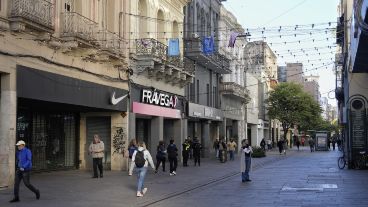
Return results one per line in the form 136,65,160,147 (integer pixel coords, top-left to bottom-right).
157,9,165,42
172,20,179,38
138,0,148,38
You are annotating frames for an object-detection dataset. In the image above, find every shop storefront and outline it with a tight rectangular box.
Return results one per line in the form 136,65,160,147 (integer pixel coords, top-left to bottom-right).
129,84,186,157
16,66,128,171
187,103,223,157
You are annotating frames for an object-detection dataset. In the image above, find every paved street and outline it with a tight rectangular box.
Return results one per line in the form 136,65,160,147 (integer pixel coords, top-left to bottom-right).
1,147,368,207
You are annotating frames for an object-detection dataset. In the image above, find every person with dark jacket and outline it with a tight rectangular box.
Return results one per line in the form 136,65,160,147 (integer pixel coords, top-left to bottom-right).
260,139,266,151
182,139,190,166
10,140,40,203
277,139,284,155
155,141,166,173
192,137,202,166
167,139,178,175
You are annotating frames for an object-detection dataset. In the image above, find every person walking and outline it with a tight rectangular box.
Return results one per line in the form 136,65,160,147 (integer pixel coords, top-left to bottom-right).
260,138,266,151
327,138,331,150
167,139,178,176
296,139,301,151
219,138,227,163
192,137,202,166
240,140,253,182
89,134,104,178
213,138,220,159
332,138,336,151
128,139,138,176
267,139,272,150
308,138,315,152
10,140,40,203
154,141,166,173
227,139,237,161
131,141,155,197
277,139,284,155
182,139,190,167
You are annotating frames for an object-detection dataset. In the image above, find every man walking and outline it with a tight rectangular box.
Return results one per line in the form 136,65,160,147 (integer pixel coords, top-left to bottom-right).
10,140,40,203
227,139,237,161
89,134,105,178
213,138,220,159
167,139,178,176
309,138,315,152
182,139,190,167
192,137,202,166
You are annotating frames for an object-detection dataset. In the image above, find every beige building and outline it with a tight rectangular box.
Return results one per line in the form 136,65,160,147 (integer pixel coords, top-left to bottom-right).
218,5,248,150
303,75,321,103
285,63,304,85
127,0,192,157
244,41,280,146
0,0,132,188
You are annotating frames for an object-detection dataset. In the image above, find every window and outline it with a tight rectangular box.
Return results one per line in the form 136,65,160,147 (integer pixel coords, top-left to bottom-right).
213,86,216,108
65,2,72,12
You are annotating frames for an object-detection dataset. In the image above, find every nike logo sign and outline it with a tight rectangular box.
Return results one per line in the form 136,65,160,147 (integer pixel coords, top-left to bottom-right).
111,92,128,105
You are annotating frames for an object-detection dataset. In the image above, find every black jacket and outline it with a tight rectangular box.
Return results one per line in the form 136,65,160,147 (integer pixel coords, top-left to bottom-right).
167,144,178,158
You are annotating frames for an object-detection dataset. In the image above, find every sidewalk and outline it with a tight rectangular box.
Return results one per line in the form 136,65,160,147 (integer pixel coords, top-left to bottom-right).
0,148,293,207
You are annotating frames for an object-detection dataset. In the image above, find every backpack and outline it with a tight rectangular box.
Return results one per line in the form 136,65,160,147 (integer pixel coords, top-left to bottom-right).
135,150,146,168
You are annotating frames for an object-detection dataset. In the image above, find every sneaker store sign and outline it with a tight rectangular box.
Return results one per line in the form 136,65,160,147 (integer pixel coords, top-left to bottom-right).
142,89,178,108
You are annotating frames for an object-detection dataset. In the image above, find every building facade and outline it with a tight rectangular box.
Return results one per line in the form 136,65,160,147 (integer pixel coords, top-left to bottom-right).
183,0,231,157
218,5,249,149
336,0,368,168
244,41,280,146
127,0,191,158
285,63,304,85
303,75,321,103
0,0,130,188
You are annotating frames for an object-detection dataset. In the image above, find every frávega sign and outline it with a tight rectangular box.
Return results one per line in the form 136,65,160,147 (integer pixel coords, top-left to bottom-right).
142,89,178,108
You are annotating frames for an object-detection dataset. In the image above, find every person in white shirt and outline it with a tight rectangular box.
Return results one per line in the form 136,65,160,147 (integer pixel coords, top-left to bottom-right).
131,141,155,197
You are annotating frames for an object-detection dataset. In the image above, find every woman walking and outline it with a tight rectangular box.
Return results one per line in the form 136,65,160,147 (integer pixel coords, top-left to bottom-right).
131,141,155,197
128,139,138,176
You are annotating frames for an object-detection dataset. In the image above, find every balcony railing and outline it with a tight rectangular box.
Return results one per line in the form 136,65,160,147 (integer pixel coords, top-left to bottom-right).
136,38,167,62
221,82,249,101
97,30,123,54
10,0,54,31
184,37,231,74
167,56,184,69
61,12,98,43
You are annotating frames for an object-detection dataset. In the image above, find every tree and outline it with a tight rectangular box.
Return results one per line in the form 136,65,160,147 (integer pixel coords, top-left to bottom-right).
267,82,322,141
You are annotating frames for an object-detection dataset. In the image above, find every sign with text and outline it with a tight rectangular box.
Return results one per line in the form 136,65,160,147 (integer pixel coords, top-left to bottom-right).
141,89,178,109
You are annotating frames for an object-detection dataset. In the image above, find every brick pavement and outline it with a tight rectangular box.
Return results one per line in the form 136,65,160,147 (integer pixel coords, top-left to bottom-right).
2,147,366,207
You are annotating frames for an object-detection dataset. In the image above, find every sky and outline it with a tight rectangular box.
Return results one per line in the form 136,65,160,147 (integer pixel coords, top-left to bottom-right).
222,0,339,106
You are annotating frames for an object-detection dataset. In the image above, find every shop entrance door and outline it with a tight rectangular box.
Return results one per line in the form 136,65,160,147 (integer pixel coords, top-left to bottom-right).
86,117,111,170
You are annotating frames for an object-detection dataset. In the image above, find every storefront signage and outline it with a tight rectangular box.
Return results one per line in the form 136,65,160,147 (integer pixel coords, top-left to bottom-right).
188,103,223,121
141,89,178,108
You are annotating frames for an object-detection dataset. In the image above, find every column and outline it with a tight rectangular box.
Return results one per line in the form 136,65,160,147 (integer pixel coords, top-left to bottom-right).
128,112,136,141
219,118,226,139
251,124,259,147
174,119,184,162
201,121,210,158
0,72,17,188
150,116,163,158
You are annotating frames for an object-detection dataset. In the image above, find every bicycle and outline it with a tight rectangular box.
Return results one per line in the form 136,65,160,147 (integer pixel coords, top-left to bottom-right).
354,151,368,169
338,153,347,169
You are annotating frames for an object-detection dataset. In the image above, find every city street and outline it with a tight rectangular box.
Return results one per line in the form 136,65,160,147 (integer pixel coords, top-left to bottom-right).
1,147,368,207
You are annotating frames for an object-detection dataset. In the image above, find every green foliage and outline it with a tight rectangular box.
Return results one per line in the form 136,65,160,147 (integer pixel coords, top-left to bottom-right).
252,146,266,158
267,82,322,139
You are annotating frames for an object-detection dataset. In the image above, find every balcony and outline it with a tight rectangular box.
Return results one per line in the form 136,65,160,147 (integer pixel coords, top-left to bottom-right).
96,30,125,59
335,53,344,66
9,0,54,33
184,38,231,74
60,12,98,46
220,82,250,103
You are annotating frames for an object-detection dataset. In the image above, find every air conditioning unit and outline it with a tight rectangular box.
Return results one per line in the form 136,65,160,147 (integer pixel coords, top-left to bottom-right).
192,33,199,39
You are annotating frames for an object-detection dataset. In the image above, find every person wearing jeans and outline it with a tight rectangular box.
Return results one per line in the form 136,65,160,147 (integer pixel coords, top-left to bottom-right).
89,134,105,178
10,140,40,203
131,141,155,197
240,140,253,182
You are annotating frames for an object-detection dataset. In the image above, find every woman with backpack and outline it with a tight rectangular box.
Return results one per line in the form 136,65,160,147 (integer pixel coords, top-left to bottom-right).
128,139,138,176
131,141,155,197
167,139,178,176
155,141,166,173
